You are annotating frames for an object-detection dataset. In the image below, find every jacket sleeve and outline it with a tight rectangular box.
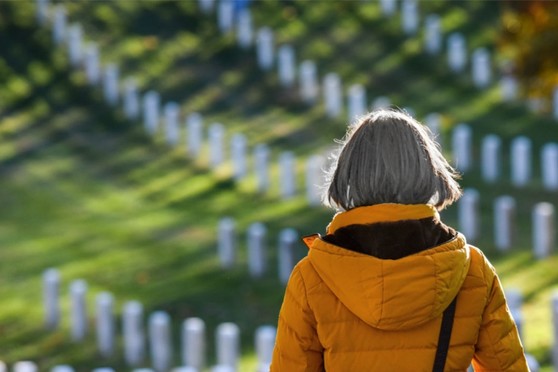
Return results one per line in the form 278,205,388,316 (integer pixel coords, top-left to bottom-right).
270,264,324,372
472,255,529,372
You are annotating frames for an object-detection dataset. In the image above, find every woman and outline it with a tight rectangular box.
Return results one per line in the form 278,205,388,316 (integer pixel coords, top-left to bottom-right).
270,109,528,371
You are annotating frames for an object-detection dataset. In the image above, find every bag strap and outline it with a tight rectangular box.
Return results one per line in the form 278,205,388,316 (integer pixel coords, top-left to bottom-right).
432,296,458,372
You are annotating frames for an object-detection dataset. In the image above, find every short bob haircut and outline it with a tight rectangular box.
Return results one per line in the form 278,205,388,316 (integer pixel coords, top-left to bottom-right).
323,109,462,211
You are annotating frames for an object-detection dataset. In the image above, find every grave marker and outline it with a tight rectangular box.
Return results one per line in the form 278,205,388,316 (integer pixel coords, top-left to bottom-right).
533,202,555,260
254,144,270,193
123,301,145,367
424,14,441,55
231,133,248,181
103,63,119,106
279,152,296,199
248,222,267,278
401,0,418,36
347,84,366,123
481,134,501,182
494,196,516,251
96,292,115,358
306,155,324,206
511,136,532,187
52,5,67,45
278,45,296,88
379,0,396,16
278,228,298,284
218,217,236,269
217,0,234,33
186,113,203,158
182,317,206,370
458,188,480,242
256,27,274,71
67,24,83,68
43,268,60,330
299,60,318,104
452,124,472,173
149,311,173,372
500,76,518,101
164,102,180,146
70,279,87,341
209,123,225,169
323,72,342,118
143,91,160,136
255,326,276,372
542,144,558,191
84,44,100,86
13,362,38,372
472,48,491,88
123,78,140,120
216,323,240,370
447,33,466,73
237,9,253,49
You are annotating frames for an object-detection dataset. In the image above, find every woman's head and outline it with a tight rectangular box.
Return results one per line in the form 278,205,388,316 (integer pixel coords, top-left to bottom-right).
324,109,462,211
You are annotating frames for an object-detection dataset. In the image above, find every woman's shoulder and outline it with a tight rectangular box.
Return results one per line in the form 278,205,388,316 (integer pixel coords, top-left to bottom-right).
462,245,498,288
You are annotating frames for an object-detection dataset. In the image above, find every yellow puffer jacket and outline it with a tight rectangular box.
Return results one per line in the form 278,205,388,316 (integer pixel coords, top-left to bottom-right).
271,204,528,371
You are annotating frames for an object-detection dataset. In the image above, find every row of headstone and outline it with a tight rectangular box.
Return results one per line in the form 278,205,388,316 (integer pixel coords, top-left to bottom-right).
42,269,276,371
458,189,556,258
453,125,558,190
217,219,299,284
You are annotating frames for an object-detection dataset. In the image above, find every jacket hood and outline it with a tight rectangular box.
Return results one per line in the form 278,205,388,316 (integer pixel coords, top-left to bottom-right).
305,204,471,331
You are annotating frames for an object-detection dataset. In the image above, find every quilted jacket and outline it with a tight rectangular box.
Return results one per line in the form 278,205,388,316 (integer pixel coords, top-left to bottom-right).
270,204,528,371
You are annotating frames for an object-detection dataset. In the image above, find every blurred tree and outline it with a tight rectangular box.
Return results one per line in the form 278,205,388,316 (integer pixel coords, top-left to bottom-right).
499,0,558,110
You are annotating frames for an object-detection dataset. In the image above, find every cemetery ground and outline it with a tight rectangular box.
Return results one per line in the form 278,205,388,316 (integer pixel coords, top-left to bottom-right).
2,0,558,370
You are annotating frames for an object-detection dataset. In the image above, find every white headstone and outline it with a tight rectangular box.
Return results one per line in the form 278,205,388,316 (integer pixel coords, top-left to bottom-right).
198,0,215,14
164,102,180,146
526,354,540,372
347,84,366,124
36,0,49,26
542,143,558,191
278,228,298,284
208,123,225,169
13,362,38,372
553,87,558,121
248,222,267,278
500,76,518,102
123,78,140,120
143,91,161,136
472,48,491,89
231,133,248,181
67,24,83,68
306,155,324,206
171,368,198,372
70,279,87,341
458,188,480,242
323,72,342,118
256,27,274,71
52,5,67,45
186,113,203,158
551,292,558,368
91,369,114,372
424,14,441,55
494,196,516,251
96,292,115,358
510,136,532,187
51,366,75,372
424,113,442,146
216,323,240,369
83,44,100,86
452,123,472,173
278,45,296,88
371,96,391,110
149,311,173,372
401,0,419,36
299,60,318,104
379,0,396,16
218,217,236,269
182,317,206,370
123,301,145,367
279,152,296,199
255,326,276,372
532,202,555,260
481,134,502,182
103,63,119,106
254,144,270,193
43,268,60,330
132,369,155,372
211,366,235,372
236,9,253,49
447,33,466,73
0,361,5,372
217,0,234,34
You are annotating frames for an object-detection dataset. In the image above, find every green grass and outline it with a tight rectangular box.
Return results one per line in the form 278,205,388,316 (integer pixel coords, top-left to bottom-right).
1,1,558,370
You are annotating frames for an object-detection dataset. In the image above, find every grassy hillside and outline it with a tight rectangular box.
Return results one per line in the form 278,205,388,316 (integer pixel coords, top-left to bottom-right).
1,1,558,370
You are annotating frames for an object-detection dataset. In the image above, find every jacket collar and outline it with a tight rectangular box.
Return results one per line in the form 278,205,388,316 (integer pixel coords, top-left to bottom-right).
326,203,440,234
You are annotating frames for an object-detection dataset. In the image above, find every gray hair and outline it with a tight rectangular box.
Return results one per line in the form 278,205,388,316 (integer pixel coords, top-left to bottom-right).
323,109,462,211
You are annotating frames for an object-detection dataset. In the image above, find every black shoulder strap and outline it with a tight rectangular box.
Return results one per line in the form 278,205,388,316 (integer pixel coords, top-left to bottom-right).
433,296,458,372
